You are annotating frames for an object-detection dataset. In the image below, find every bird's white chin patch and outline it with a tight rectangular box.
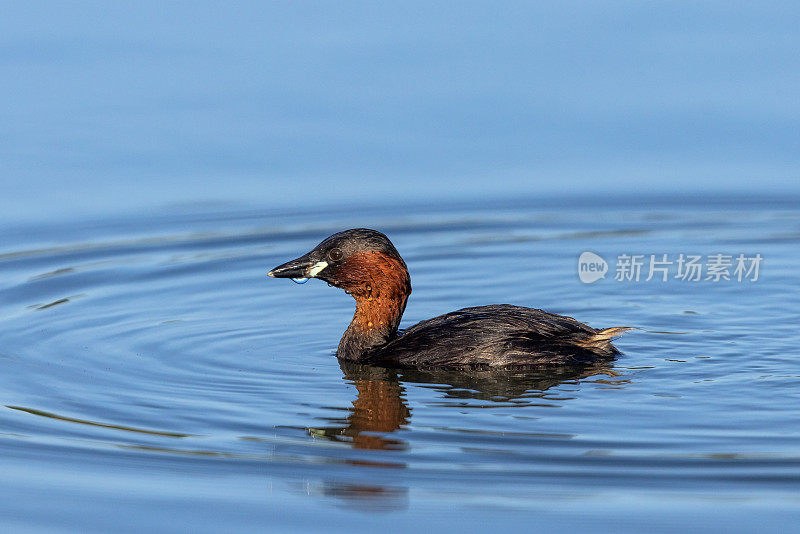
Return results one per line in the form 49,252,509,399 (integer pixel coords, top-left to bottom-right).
307,261,328,278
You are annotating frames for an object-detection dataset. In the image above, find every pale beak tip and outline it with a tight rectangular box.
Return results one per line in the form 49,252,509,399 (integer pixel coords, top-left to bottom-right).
266,270,275,278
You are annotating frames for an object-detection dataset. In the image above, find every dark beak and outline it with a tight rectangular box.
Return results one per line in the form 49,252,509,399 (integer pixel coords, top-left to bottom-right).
267,252,318,279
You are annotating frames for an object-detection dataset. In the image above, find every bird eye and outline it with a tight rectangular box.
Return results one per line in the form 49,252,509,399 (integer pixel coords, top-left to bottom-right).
328,248,343,261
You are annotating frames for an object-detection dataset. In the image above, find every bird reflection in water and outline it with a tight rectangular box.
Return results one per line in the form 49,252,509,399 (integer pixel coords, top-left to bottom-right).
308,363,411,451
306,360,624,510
308,360,623,450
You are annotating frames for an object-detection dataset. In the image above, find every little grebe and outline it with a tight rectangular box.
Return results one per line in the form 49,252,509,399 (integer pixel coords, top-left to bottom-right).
268,228,629,369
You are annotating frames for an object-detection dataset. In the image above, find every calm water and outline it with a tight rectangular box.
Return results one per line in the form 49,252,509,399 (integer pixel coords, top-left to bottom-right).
1,195,798,532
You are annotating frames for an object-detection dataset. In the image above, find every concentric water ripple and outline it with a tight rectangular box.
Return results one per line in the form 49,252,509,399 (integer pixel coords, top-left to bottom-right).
1,197,799,531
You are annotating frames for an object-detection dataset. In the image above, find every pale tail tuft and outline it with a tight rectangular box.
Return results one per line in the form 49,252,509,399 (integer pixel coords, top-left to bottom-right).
594,326,634,341
575,326,634,351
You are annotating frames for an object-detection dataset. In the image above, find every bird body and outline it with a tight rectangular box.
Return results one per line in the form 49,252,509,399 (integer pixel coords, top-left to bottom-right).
268,229,629,369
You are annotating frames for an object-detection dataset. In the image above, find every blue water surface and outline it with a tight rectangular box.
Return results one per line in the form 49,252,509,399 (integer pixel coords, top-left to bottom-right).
1,2,799,225
2,195,799,533
1,3,799,533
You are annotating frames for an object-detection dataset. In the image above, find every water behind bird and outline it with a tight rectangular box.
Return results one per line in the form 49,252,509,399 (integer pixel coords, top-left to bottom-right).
1,194,799,532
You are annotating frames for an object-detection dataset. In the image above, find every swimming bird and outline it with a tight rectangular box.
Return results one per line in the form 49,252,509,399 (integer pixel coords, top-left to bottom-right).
268,229,629,369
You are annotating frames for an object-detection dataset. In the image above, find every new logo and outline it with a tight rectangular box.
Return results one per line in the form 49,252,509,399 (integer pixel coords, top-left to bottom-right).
578,252,608,284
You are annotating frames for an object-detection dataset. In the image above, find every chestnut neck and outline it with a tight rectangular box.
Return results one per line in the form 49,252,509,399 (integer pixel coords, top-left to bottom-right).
336,251,411,361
